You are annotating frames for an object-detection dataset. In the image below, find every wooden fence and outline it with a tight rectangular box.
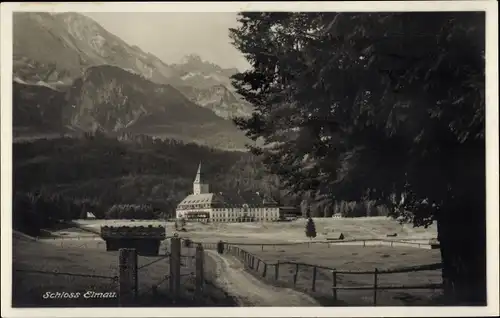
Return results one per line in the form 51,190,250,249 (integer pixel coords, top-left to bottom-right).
116,237,205,306
26,235,439,305
16,235,244,307
220,243,443,306
38,236,436,246
216,238,439,250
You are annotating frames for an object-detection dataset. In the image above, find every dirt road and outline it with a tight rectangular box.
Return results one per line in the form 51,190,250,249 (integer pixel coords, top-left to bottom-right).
205,250,319,307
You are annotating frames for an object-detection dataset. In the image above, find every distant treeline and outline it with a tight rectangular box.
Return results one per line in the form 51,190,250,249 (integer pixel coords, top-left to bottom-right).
13,191,90,236
13,133,289,231
300,200,390,218
13,132,393,235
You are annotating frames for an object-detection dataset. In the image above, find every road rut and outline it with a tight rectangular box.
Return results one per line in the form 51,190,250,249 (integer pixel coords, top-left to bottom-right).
205,250,319,306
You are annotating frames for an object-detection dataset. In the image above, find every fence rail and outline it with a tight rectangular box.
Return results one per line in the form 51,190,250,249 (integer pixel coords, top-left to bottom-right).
14,268,117,280
331,283,443,291
221,242,442,306
35,235,437,251
189,238,438,251
16,234,440,306
15,237,206,306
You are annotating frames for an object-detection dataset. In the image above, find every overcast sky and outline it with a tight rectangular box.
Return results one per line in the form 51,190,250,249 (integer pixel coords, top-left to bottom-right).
84,12,251,71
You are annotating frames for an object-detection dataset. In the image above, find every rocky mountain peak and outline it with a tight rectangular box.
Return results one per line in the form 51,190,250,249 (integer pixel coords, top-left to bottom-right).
12,11,254,147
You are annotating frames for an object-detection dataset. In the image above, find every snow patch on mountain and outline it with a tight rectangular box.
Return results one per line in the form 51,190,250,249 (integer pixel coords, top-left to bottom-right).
14,77,27,84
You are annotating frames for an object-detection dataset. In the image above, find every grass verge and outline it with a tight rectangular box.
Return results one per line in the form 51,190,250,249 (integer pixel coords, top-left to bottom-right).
231,244,443,306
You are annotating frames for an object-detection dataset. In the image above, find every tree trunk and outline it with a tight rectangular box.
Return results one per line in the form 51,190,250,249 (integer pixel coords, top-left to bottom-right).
437,196,486,305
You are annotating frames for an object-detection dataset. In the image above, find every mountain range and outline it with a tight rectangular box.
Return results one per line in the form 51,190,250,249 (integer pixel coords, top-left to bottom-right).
12,12,254,149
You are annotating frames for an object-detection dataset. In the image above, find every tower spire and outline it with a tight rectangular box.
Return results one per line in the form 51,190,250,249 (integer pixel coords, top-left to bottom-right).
194,161,203,183
193,161,209,194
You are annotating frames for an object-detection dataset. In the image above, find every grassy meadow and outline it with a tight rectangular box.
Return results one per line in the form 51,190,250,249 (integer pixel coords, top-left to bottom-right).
235,243,442,306
13,216,439,307
73,216,437,244
12,233,236,307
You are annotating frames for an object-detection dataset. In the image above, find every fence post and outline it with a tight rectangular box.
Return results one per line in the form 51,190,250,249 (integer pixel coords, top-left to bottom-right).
261,245,264,251
312,266,317,292
256,259,260,271
293,263,299,286
251,256,255,269
195,243,204,300
169,237,181,302
373,268,378,306
332,269,337,301
119,248,138,306
263,262,267,278
274,262,279,280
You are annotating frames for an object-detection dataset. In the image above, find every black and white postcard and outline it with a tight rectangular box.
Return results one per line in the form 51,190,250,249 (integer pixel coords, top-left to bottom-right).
1,1,498,317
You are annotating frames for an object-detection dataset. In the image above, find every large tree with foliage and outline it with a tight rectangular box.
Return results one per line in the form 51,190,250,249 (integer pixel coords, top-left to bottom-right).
230,12,485,305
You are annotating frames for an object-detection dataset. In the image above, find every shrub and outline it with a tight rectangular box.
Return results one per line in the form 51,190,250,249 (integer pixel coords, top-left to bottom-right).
305,217,317,240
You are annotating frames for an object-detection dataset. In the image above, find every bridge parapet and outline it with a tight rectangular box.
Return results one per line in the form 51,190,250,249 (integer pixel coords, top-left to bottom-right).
100,225,166,256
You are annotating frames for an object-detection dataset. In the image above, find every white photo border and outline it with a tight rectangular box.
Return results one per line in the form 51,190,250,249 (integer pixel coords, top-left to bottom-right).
1,1,498,317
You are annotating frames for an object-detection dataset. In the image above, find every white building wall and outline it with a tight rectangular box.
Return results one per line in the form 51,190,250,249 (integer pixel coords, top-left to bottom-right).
176,205,283,223
207,206,281,223
176,208,212,219
193,183,209,195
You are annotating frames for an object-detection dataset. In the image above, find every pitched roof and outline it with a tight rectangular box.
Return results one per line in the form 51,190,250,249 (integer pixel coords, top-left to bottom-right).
178,193,224,207
177,191,278,209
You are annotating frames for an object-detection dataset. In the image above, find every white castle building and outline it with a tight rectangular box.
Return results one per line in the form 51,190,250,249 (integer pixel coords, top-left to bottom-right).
175,163,300,223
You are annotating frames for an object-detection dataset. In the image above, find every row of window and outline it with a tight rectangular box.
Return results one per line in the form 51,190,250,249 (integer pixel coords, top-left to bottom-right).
212,212,278,218
212,208,279,212
178,217,276,222
179,204,212,209
212,217,277,223
178,206,280,211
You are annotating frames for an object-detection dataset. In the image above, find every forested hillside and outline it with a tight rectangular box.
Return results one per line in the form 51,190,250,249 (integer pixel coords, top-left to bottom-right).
13,132,391,235
13,133,284,234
